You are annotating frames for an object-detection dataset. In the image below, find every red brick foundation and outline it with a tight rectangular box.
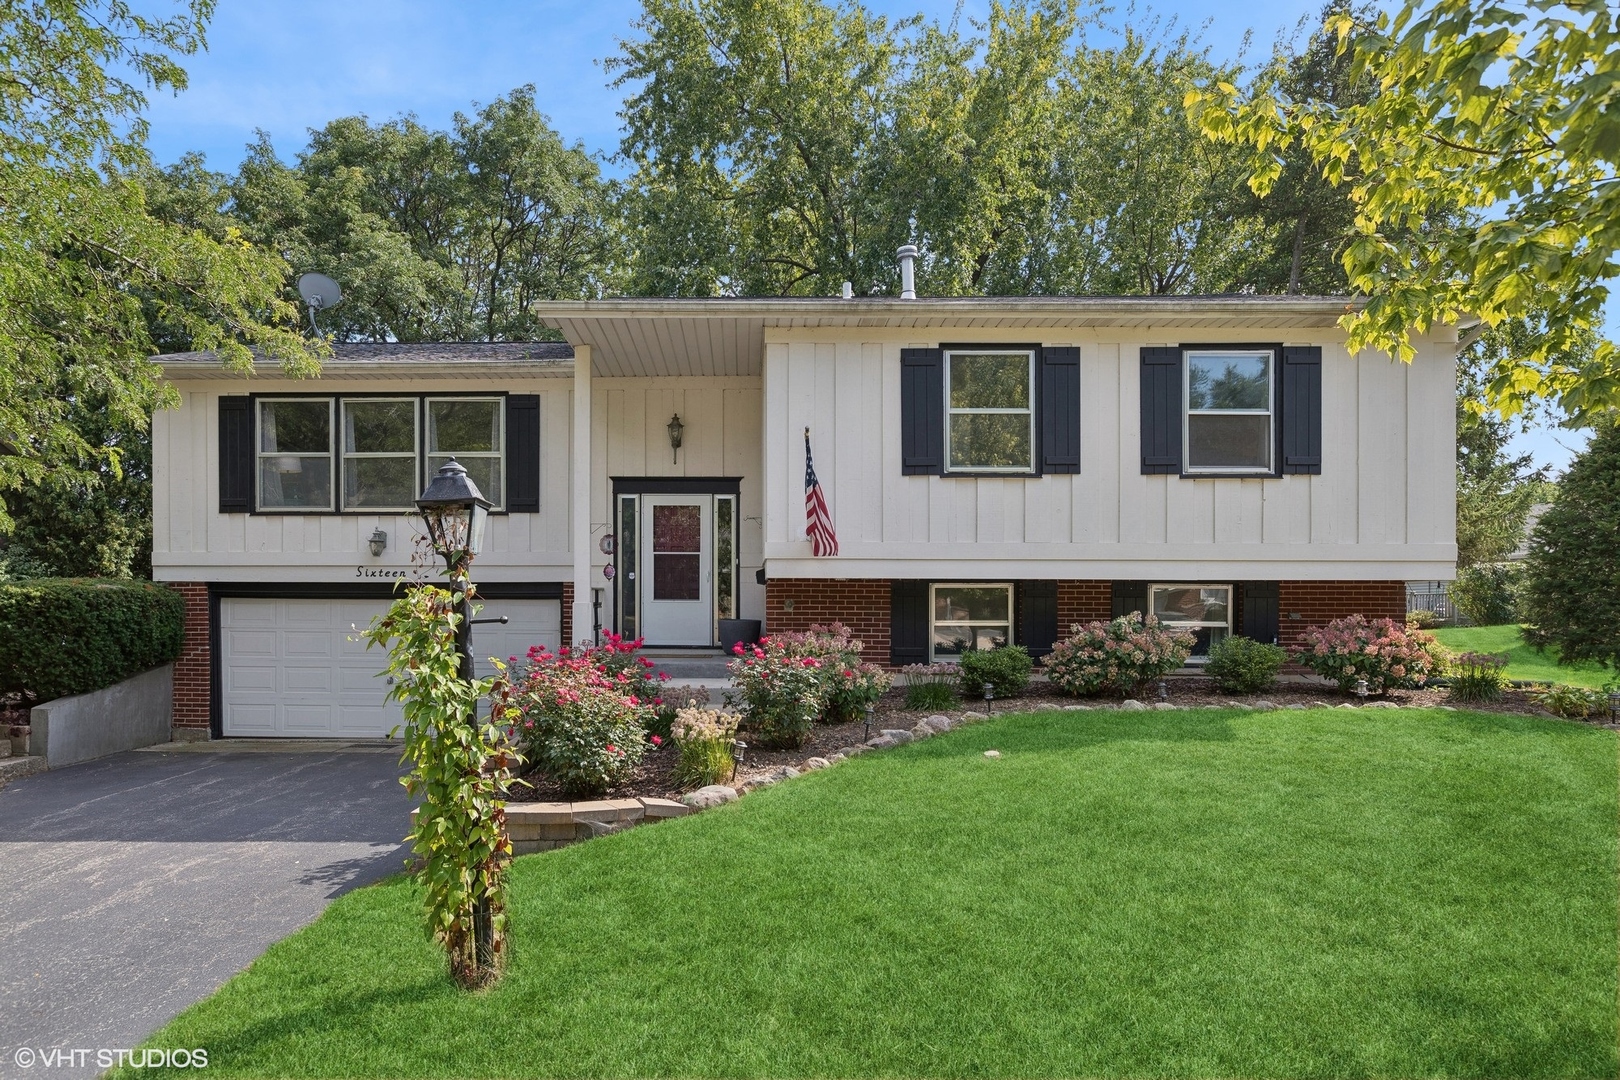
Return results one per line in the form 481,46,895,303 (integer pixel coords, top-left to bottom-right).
1057,581,1112,632
1277,580,1407,651
561,581,574,647
764,579,892,666
171,583,210,732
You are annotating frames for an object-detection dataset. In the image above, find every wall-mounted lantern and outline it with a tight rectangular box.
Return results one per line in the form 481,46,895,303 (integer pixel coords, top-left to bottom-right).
667,413,684,464
368,528,388,557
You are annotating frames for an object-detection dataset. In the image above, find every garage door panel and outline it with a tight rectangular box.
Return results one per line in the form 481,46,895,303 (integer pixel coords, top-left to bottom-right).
221,594,559,738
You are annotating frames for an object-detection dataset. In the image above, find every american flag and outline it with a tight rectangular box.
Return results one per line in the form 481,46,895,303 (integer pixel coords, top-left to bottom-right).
804,428,839,557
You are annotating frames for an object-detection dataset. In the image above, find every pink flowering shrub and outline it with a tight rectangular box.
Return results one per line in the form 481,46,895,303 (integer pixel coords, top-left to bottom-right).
728,636,827,749
1044,612,1196,697
1292,614,1440,693
510,639,654,796
731,623,890,725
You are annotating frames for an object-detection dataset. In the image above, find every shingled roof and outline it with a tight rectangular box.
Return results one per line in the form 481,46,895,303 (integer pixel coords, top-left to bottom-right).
158,340,576,379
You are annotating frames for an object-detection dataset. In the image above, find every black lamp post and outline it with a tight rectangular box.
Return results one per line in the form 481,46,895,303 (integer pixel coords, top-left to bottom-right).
417,459,492,681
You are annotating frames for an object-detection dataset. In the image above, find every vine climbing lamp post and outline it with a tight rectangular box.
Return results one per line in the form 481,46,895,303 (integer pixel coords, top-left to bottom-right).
416,459,492,680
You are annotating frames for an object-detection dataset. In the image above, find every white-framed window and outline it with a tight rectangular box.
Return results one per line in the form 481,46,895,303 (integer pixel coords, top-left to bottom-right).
426,397,505,511
1184,350,1273,473
945,349,1035,473
1148,583,1232,661
930,583,1013,661
257,398,334,511
342,398,419,510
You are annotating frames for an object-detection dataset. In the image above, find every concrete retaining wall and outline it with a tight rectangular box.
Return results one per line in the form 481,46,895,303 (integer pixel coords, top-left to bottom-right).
31,664,175,768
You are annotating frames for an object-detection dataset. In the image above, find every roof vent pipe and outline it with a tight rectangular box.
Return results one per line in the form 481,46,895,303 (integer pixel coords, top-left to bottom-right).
896,244,918,299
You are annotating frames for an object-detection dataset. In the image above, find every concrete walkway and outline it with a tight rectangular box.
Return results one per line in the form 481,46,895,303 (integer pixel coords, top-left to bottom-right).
0,746,412,1079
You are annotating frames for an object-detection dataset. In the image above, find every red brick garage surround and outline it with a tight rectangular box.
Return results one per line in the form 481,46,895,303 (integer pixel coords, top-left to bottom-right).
170,583,210,731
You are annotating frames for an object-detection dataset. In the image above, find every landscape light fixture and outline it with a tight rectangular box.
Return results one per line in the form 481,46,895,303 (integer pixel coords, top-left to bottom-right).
667,413,684,464
1609,690,1620,723
368,528,388,557
416,459,491,571
863,703,875,742
983,684,994,713
1158,680,1169,703
730,739,747,782
1355,678,1370,702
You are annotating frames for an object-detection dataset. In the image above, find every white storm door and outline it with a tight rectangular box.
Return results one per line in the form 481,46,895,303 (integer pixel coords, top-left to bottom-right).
639,495,713,645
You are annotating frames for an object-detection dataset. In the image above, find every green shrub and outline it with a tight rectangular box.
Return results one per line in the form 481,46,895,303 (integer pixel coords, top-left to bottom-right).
511,644,651,797
1533,683,1608,719
1450,563,1523,626
728,639,825,749
1293,615,1440,693
0,578,184,702
956,645,1032,699
1448,651,1510,704
1044,613,1196,697
670,706,736,789
1406,608,1444,629
1204,636,1286,693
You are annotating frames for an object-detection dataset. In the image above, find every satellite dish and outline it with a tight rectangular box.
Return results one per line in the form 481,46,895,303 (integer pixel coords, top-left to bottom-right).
297,273,342,335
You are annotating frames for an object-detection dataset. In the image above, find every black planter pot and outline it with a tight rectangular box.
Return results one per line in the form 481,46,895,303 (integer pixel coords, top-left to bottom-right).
718,618,762,652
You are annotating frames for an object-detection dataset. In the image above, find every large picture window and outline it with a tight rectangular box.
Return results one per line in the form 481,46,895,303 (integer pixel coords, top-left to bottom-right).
427,397,504,511
1184,350,1273,473
257,399,333,510
930,583,1013,661
342,399,418,510
945,350,1035,473
1149,584,1231,660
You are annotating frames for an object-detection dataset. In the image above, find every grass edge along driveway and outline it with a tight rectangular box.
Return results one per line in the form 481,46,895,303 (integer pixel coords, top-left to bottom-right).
126,707,1618,1079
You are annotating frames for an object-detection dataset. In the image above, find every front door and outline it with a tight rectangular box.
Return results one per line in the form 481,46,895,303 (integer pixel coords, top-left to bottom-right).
639,495,713,645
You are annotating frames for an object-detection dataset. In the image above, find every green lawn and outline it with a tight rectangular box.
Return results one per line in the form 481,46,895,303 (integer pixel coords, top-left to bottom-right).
1433,624,1614,688
130,708,1617,1079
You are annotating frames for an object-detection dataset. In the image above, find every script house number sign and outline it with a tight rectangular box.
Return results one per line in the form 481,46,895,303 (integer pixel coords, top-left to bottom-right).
355,566,409,579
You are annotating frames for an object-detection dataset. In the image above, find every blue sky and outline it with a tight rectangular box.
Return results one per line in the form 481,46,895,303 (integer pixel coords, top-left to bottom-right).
140,0,1596,473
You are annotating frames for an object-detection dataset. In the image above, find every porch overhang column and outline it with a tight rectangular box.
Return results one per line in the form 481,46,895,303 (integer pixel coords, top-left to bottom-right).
572,344,593,645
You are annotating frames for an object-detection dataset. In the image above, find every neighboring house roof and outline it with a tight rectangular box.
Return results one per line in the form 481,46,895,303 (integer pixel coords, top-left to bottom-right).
1508,502,1551,561
158,340,576,380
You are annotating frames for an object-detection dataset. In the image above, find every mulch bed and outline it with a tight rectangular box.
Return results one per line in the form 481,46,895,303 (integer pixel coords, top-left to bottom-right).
508,677,1615,805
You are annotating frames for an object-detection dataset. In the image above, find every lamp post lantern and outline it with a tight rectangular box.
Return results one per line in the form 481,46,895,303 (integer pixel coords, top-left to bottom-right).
417,459,492,681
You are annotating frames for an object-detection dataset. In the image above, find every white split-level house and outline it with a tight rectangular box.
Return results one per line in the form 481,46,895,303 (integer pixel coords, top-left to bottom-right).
153,293,1460,739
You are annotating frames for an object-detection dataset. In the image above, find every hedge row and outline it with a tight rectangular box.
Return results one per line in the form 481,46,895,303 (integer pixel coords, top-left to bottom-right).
0,579,185,703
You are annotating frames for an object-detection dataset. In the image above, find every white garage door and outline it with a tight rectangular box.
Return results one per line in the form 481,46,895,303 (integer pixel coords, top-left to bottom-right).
220,596,562,738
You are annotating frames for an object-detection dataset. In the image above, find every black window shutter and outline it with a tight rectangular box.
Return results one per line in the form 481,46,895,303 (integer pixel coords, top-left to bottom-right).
1040,347,1081,474
1015,580,1059,658
1280,346,1322,474
1139,347,1182,474
505,395,540,513
218,396,253,513
900,348,944,475
1111,580,1148,619
890,580,929,665
1239,581,1280,644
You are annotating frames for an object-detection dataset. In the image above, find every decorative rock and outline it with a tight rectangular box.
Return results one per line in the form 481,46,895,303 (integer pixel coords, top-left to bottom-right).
827,752,847,763
1152,702,1179,711
983,749,1002,759
866,736,898,750
803,756,830,770
910,724,934,739
1287,703,1308,710
1061,704,1091,711
1439,705,1457,711
1250,700,1279,710
770,766,801,781
960,711,987,721
838,745,869,757
1119,699,1148,711
1338,703,1358,709
880,728,915,745
923,715,956,732
680,785,739,809
1367,700,1400,709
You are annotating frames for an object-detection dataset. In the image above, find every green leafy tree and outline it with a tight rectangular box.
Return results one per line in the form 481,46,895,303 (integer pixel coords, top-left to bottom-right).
230,87,620,340
1518,420,1620,669
1188,0,1620,422
0,1,319,536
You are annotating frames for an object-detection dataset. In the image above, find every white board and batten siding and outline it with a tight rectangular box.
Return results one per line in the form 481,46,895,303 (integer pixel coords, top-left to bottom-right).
151,377,574,583
762,330,1457,581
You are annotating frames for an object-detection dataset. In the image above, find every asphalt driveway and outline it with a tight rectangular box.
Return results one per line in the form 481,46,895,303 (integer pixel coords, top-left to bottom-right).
0,746,411,1079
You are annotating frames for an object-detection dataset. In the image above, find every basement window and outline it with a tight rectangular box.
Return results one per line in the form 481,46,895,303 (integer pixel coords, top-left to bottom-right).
930,583,1013,661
